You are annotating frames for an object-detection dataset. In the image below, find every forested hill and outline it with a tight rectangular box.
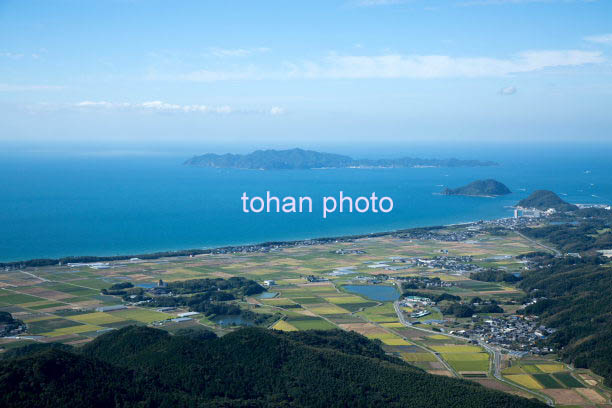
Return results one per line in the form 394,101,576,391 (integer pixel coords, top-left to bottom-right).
185,148,498,169
441,179,511,196
518,210,612,386
0,326,546,408
521,257,612,386
517,190,578,212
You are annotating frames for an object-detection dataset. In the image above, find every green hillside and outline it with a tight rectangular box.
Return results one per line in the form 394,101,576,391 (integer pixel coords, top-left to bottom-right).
521,258,612,386
0,326,546,407
441,179,511,196
517,190,578,211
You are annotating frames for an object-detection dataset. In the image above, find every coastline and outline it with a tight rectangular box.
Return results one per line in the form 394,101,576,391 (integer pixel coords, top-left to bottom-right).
2,213,527,269
1,221,465,269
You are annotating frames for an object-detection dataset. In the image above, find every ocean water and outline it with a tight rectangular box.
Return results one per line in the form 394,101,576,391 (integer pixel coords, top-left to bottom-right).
1,144,611,262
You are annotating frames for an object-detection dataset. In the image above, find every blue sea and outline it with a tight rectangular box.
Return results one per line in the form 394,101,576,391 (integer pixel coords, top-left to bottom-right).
1,144,611,262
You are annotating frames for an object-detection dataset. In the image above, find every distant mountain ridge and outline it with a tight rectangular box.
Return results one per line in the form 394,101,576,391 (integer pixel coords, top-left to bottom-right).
517,190,578,212
185,148,499,170
441,179,511,197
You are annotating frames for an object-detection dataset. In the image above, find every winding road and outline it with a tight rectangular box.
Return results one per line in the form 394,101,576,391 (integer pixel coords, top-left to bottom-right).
393,301,555,406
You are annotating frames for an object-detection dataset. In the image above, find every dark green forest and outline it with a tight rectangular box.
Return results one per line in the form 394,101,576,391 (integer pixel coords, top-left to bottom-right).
0,326,546,408
516,190,578,212
520,220,612,254
470,269,522,283
521,257,612,386
518,212,612,386
441,179,511,196
135,277,276,325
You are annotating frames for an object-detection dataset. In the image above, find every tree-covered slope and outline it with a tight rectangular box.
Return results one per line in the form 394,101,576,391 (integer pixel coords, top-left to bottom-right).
441,179,511,196
1,326,546,408
520,220,612,254
517,190,578,211
520,258,612,386
0,348,150,408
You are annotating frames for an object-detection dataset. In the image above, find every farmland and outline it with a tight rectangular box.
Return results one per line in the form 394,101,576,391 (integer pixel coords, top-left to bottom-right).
1,223,610,406
501,360,610,405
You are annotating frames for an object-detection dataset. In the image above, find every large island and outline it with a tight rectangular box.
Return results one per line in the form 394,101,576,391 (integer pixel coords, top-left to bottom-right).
185,148,499,170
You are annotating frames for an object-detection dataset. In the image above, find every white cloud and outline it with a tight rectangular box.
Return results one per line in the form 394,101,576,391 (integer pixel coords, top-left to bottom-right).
0,52,25,59
72,101,282,115
499,86,517,95
584,33,612,45
0,51,46,59
459,0,595,6
357,0,409,6
208,47,270,58
0,83,63,92
162,49,604,82
269,106,285,115
460,0,550,5
174,66,266,81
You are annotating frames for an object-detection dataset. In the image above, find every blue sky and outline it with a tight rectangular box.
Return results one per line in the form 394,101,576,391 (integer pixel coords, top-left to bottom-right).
1,0,611,151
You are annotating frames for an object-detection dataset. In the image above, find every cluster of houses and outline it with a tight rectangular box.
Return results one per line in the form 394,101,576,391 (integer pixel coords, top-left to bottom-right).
0,320,26,338
306,275,330,283
388,255,481,274
395,276,455,289
399,296,434,318
481,216,541,231
333,249,366,255
66,262,111,269
207,236,364,256
454,315,556,355
392,230,476,242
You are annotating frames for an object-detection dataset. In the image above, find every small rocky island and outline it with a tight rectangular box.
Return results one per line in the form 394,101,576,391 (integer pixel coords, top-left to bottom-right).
441,179,511,197
185,148,498,170
517,190,578,211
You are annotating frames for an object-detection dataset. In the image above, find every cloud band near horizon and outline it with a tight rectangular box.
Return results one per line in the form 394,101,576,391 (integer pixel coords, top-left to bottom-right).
149,49,604,82
29,101,286,115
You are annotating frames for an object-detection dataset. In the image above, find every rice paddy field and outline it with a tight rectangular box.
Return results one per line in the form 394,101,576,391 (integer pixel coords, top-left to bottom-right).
501,361,610,406
1,226,610,406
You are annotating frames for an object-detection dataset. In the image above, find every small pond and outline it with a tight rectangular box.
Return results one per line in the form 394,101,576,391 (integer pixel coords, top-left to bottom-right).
134,282,157,289
343,284,400,302
258,292,278,299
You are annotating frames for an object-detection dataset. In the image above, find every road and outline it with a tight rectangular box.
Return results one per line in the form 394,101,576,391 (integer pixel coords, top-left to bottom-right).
393,301,555,406
19,270,49,282
515,231,562,257
391,301,458,376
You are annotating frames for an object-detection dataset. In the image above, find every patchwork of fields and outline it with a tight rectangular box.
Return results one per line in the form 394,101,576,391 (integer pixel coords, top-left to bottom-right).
502,361,609,406
1,227,610,406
